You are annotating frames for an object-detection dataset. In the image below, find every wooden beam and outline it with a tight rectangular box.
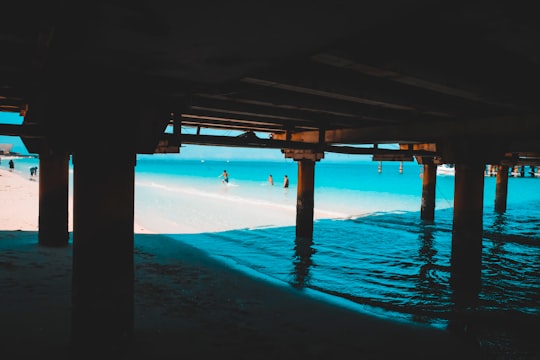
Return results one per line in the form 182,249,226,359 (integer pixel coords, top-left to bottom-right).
179,114,311,133
203,81,435,126
189,106,314,126
372,153,414,162
242,77,419,112
0,123,43,138
189,93,373,126
311,53,515,109
271,116,540,144
193,93,361,119
168,133,316,150
240,58,509,119
325,144,436,157
167,133,438,156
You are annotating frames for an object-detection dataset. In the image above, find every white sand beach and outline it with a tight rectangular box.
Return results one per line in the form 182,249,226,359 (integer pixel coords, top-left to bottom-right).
0,167,485,359
0,168,151,234
0,168,40,231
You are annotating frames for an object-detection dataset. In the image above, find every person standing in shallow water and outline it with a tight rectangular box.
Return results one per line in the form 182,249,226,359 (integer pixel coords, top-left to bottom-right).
8,159,14,171
268,174,274,185
220,170,229,184
283,175,289,188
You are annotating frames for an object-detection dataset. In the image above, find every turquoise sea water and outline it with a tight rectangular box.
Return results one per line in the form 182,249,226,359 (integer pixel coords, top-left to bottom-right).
4,154,540,354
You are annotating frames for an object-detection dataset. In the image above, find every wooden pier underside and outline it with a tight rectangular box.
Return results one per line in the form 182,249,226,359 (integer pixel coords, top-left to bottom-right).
2,1,540,354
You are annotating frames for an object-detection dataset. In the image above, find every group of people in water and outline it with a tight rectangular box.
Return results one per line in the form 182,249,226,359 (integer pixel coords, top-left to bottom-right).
268,173,290,188
220,170,289,188
267,174,289,188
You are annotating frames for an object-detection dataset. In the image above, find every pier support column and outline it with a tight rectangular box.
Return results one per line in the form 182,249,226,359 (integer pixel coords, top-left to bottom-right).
283,149,324,240
71,150,136,355
38,150,70,246
420,161,437,222
451,162,485,295
495,165,509,213
296,159,315,240
28,69,171,357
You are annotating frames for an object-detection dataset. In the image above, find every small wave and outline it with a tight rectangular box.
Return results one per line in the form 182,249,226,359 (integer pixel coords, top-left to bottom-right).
483,231,540,246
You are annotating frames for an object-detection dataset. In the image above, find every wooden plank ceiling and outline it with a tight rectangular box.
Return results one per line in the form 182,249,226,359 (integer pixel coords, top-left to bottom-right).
1,1,540,162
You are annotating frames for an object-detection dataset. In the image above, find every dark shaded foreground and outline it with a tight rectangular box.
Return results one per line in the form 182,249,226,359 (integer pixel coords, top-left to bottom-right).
1,232,489,359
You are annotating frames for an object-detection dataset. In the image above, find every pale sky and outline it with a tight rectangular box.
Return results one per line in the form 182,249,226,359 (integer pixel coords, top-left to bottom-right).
0,112,374,161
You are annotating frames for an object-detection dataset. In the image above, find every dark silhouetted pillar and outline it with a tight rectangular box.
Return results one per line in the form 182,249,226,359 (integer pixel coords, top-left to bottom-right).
296,159,315,240
282,149,323,241
421,162,437,222
495,165,509,213
38,151,70,246
71,150,135,356
451,162,484,294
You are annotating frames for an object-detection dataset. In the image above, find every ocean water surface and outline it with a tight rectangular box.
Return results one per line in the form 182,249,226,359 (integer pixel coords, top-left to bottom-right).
133,156,539,325
4,154,540,355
